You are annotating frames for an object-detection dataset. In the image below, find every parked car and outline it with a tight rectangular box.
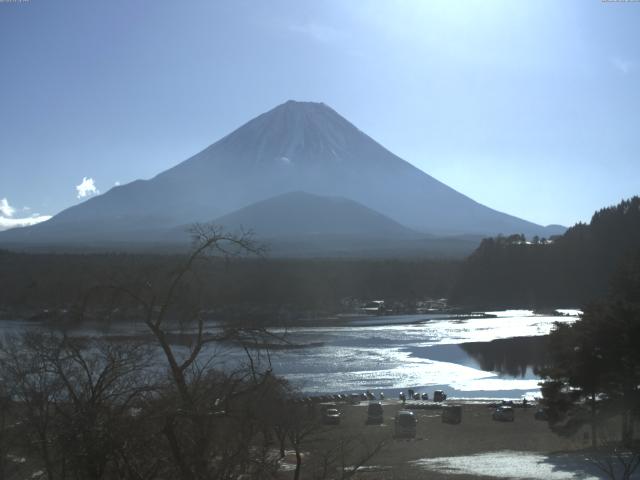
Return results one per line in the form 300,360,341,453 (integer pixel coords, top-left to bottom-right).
492,405,515,422
433,390,447,402
348,393,361,405
366,402,384,424
394,410,417,438
421,392,429,400
442,405,462,424
322,408,341,425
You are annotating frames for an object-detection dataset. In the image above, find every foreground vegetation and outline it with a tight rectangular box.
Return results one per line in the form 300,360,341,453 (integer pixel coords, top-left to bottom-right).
0,227,388,480
536,252,640,478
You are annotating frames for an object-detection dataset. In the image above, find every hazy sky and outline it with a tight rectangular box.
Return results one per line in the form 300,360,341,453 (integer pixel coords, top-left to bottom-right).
1,0,638,228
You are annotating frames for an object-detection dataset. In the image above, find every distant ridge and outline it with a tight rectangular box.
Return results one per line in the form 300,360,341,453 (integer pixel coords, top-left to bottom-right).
199,191,419,238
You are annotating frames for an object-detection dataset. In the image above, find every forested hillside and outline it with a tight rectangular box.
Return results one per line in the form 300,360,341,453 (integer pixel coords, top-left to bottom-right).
4,197,638,319
0,251,458,321
451,197,640,308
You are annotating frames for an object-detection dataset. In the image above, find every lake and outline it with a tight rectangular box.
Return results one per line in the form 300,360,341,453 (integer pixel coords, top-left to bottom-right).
0,309,580,400
254,309,580,399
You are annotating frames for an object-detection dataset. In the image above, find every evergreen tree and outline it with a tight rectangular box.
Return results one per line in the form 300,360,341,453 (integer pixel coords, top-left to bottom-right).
539,257,640,449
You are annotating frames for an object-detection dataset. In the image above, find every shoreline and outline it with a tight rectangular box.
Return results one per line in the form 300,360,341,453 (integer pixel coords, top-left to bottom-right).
0,306,580,329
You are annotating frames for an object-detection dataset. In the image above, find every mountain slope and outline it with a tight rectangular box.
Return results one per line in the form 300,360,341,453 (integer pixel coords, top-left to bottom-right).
164,191,470,257
201,191,420,238
165,192,484,258
0,100,563,248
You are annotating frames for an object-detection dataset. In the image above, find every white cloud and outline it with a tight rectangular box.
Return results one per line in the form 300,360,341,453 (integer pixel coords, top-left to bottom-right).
0,198,15,217
76,177,100,199
0,198,51,231
0,214,52,232
611,57,634,74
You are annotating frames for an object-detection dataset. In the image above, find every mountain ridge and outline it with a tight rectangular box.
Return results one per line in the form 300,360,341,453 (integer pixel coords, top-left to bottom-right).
168,191,421,240
0,100,565,252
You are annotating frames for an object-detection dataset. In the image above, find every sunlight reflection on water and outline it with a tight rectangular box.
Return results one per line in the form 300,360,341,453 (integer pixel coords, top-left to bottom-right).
263,310,580,398
0,310,581,399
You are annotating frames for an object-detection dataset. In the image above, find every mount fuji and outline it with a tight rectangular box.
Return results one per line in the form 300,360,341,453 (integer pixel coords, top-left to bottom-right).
0,100,564,254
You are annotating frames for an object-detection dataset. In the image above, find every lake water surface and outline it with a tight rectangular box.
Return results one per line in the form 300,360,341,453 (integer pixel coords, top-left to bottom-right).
260,309,580,399
0,309,580,400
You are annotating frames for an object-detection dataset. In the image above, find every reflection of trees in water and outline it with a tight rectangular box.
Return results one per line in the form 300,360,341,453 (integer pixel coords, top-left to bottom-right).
460,336,549,377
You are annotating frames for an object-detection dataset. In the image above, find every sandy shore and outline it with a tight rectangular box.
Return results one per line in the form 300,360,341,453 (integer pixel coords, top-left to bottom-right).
282,400,606,479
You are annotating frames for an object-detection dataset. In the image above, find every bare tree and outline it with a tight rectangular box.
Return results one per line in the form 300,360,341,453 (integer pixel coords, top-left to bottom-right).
590,448,640,480
0,332,154,480
0,369,23,480
311,435,386,480
84,224,285,480
585,429,640,480
0,224,387,480
49,336,153,480
271,399,386,480
0,332,65,480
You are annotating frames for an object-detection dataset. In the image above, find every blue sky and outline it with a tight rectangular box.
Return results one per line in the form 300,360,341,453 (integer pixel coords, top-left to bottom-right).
1,0,638,229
